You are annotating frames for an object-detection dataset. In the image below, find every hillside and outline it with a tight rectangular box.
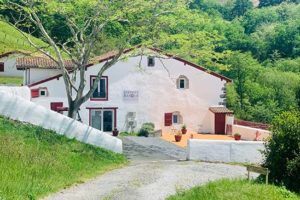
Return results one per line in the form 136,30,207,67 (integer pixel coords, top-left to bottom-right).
0,116,126,200
0,20,48,54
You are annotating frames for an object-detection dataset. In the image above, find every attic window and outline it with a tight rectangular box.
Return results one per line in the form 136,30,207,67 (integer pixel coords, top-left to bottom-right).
176,75,189,89
147,56,155,67
0,62,4,72
39,88,48,97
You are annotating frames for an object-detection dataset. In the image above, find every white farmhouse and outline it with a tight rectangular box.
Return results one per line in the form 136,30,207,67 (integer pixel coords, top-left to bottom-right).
16,48,234,134
0,51,24,80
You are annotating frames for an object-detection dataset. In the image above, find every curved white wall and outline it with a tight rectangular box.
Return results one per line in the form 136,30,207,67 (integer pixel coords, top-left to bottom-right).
0,86,30,100
0,91,122,153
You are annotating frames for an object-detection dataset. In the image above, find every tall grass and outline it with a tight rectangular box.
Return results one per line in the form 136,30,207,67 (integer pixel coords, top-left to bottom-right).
0,76,23,85
0,116,127,200
0,21,49,54
167,179,300,200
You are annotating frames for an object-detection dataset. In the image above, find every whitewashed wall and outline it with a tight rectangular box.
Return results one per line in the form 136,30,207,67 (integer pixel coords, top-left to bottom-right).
187,139,265,164
0,54,24,78
30,51,228,133
232,125,270,141
28,68,61,84
0,86,30,100
0,91,122,153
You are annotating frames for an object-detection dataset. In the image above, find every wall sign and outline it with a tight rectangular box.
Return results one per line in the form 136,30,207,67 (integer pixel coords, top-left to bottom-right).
123,90,139,101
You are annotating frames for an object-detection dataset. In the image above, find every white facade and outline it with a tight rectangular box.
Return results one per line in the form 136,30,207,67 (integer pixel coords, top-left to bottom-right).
29,50,230,133
26,68,61,84
0,53,24,78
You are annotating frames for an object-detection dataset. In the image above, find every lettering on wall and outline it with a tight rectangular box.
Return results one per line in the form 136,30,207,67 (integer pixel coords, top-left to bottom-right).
123,90,139,101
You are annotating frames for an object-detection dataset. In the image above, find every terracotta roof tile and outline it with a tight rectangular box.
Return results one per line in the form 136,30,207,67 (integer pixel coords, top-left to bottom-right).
209,106,233,114
16,57,74,69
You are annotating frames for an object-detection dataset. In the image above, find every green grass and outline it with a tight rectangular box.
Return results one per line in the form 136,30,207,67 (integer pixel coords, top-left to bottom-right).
167,179,300,200
0,20,50,54
0,76,23,85
119,132,139,136
0,116,127,200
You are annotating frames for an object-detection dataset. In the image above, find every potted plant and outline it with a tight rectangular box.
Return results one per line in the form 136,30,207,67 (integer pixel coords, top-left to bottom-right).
181,124,187,134
175,131,182,142
112,128,119,137
234,133,241,141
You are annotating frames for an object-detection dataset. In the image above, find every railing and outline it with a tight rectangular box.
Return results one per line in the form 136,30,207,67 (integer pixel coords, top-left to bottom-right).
234,119,270,130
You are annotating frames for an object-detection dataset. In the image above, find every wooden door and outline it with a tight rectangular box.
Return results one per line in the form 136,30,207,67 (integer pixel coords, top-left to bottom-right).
215,113,226,134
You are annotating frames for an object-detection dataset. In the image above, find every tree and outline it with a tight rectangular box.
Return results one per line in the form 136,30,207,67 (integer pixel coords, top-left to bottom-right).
4,0,186,118
263,111,300,193
259,0,299,7
231,0,253,18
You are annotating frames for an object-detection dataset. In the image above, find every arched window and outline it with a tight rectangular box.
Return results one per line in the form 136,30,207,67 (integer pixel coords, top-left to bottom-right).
176,75,189,89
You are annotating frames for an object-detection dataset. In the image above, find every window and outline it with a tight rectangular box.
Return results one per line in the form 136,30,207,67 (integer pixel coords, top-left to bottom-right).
90,76,108,100
147,56,155,67
173,114,178,124
176,75,189,89
179,79,185,89
90,109,115,132
39,88,48,97
0,62,4,72
164,111,183,126
31,88,48,98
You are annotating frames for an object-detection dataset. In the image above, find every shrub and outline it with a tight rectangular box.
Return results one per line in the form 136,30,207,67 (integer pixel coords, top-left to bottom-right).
263,111,300,193
137,122,155,137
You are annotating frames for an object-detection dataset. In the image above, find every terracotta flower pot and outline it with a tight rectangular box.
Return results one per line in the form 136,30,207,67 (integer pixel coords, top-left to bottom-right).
175,135,182,142
181,128,187,134
112,130,119,137
234,135,241,141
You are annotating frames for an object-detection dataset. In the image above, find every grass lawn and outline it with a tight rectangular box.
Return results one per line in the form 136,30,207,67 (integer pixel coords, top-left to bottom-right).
0,76,23,85
167,179,300,200
0,116,127,200
0,21,49,54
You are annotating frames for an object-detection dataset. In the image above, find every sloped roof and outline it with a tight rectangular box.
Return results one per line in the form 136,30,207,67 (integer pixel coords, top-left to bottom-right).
209,106,233,114
28,47,232,87
16,57,74,69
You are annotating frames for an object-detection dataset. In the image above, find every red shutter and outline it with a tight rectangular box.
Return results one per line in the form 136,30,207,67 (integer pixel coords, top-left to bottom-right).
50,102,63,113
0,63,4,72
164,113,173,126
31,89,39,98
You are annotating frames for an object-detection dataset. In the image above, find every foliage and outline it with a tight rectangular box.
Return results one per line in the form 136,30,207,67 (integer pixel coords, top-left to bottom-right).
0,21,48,54
263,111,300,193
137,122,155,137
0,76,23,85
2,0,300,123
167,179,300,200
0,116,127,200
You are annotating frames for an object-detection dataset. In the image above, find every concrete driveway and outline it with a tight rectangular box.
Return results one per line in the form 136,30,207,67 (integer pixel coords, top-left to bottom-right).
43,137,251,200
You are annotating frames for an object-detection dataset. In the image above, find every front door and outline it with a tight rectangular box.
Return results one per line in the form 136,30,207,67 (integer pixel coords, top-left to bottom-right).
90,109,114,132
215,113,226,134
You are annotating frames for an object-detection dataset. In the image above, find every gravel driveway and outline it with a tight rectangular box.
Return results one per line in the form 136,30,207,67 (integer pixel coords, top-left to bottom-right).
43,137,252,200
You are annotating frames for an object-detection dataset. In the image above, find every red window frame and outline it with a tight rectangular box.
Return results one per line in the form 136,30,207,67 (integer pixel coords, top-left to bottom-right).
90,75,108,101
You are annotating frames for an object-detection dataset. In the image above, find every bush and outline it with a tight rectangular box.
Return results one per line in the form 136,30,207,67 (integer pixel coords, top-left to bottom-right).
263,111,300,193
137,122,155,137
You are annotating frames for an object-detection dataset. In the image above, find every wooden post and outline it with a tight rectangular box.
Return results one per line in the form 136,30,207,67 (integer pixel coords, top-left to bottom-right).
246,165,269,184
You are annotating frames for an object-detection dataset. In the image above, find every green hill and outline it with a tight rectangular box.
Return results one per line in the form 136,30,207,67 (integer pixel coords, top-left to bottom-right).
0,116,126,200
0,20,48,54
